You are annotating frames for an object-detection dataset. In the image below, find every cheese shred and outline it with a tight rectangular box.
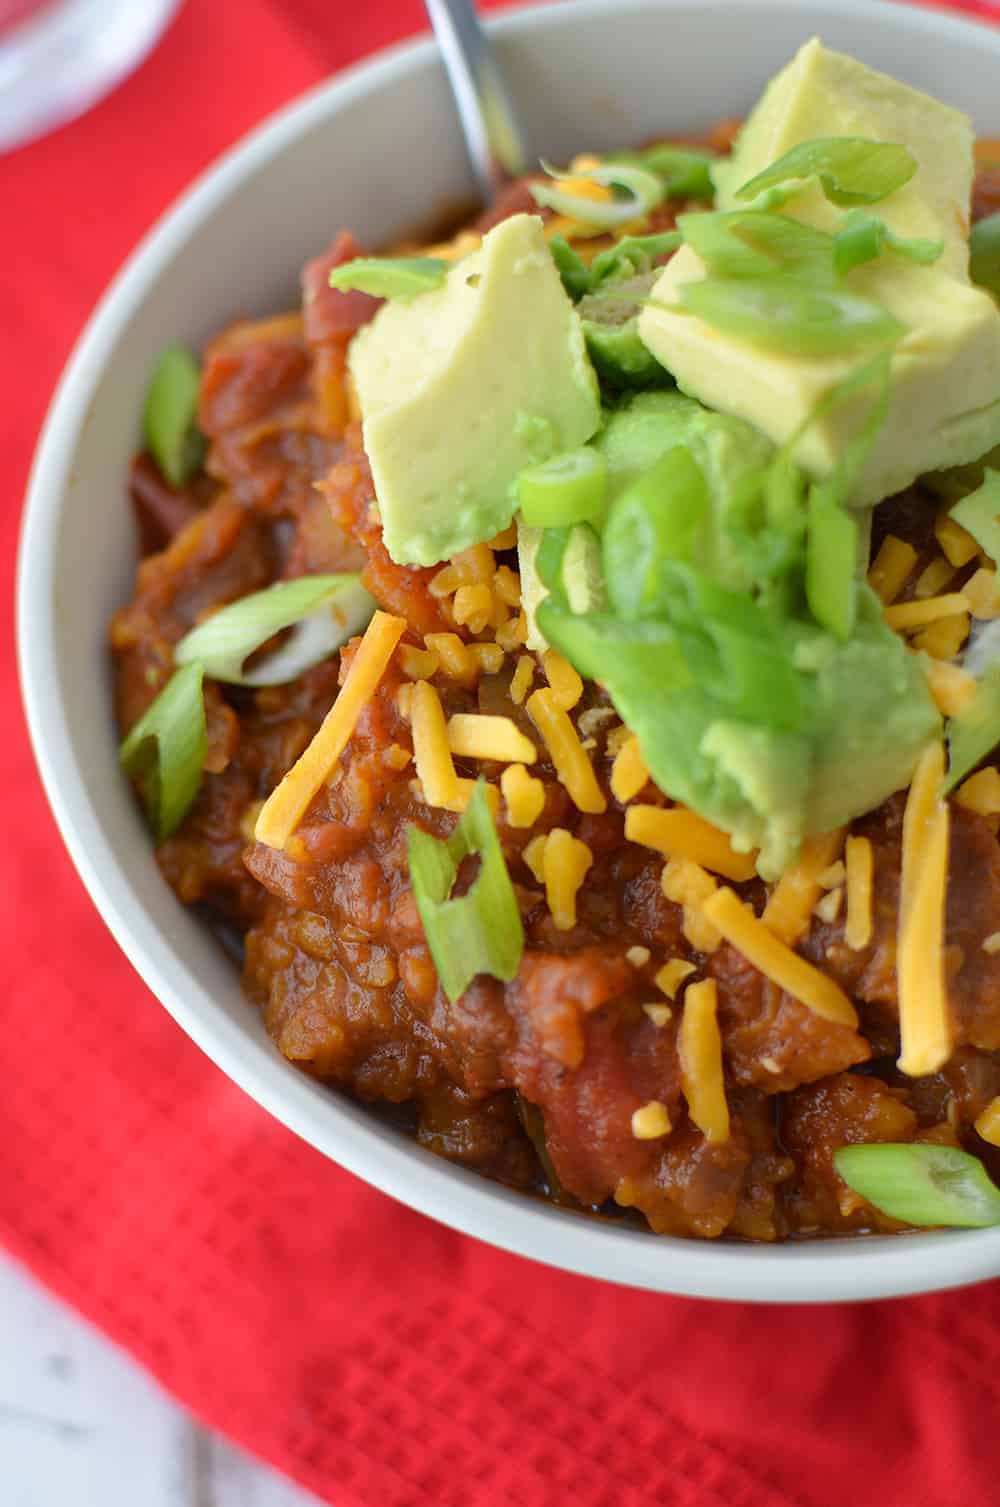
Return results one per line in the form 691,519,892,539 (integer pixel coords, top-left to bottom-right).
702,886,859,1027
897,742,952,1078
526,688,607,814
843,835,874,951
254,611,405,849
761,829,846,945
626,805,757,882
974,1097,1000,1147
678,979,730,1144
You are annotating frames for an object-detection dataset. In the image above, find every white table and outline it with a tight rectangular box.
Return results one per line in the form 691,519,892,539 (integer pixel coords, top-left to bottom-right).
1,1256,323,1507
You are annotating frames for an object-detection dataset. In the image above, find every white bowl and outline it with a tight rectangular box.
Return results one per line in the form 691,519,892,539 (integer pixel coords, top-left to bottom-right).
18,0,1000,1302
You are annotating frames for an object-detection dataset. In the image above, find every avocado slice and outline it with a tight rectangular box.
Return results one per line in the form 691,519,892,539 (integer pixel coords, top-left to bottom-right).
348,214,601,567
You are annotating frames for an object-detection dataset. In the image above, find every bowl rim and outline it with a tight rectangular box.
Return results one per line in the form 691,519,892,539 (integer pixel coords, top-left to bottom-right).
18,0,1000,1302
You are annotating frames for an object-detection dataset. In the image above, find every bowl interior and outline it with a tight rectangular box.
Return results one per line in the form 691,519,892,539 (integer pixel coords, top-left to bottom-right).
19,0,1000,1301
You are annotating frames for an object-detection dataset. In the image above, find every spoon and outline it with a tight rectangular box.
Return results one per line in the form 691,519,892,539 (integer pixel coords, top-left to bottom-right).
423,0,532,204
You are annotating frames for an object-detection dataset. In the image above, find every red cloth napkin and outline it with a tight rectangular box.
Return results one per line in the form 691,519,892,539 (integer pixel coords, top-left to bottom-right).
5,2,1000,1503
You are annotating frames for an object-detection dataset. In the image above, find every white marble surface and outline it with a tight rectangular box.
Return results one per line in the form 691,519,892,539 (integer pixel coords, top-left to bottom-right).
0,1256,324,1507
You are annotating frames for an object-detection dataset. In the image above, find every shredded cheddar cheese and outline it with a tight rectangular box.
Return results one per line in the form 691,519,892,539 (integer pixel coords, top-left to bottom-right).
924,659,976,718
655,959,696,998
541,649,583,710
501,763,546,827
254,611,405,849
702,886,859,1027
626,805,757,882
509,654,535,705
963,566,1000,620
424,632,478,686
955,766,1000,815
761,829,847,944
526,688,607,814
884,593,971,632
469,643,505,674
661,859,720,953
631,1100,672,1140
678,979,730,1144
813,887,843,923
935,512,980,568
542,827,593,930
522,833,549,884
446,713,537,764
452,582,493,633
610,735,649,805
975,1097,1000,1147
408,679,465,810
817,861,846,890
495,611,528,652
398,644,440,680
844,835,874,950
867,535,917,603
897,742,952,1078
913,556,956,600
911,612,970,660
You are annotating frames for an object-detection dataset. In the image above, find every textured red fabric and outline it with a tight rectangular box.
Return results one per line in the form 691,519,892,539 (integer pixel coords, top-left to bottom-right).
4,2,1000,1504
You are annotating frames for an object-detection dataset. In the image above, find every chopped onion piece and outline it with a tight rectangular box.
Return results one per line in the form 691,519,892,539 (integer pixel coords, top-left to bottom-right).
531,161,664,230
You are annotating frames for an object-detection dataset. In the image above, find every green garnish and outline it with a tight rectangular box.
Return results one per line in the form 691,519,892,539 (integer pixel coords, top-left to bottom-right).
834,1144,1000,1228
588,230,682,288
736,137,918,208
518,447,608,528
832,209,943,277
407,781,524,1004
946,663,1000,793
677,278,905,355
678,209,835,284
609,142,715,200
970,211,1000,297
119,662,207,842
174,575,375,686
327,256,448,300
531,160,664,230
949,468,1000,564
548,236,592,300
805,480,858,641
602,446,708,619
143,345,206,489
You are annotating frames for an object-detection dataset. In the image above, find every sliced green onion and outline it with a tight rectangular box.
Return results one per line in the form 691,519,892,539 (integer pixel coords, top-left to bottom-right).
327,256,448,300
531,161,664,230
407,780,524,1004
144,345,206,489
119,662,207,842
805,481,857,640
548,235,593,300
950,468,1000,565
609,143,715,200
534,524,573,596
602,447,708,619
677,277,906,355
678,210,835,284
945,660,1000,792
736,137,917,209
834,1143,1000,1228
588,230,681,288
518,447,608,528
833,209,943,277
970,211,1000,297
174,575,375,686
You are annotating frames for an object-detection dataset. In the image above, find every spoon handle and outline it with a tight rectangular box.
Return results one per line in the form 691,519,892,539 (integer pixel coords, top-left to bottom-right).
423,0,532,204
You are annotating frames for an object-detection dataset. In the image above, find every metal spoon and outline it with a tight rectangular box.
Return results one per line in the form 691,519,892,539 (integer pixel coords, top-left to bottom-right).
423,0,532,204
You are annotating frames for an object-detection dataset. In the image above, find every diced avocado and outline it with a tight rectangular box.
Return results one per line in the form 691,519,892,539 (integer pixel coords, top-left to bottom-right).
541,583,939,876
578,273,667,387
713,38,975,278
593,391,777,589
349,214,601,566
638,41,1000,507
518,520,604,652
